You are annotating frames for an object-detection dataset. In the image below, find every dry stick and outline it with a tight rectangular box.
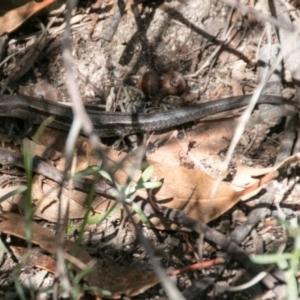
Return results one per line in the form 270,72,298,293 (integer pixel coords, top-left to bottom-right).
228,187,287,290
227,242,286,292
102,0,127,42
185,26,235,79
117,150,187,300
222,0,294,31
0,145,279,290
152,205,279,289
61,2,185,299
1,16,57,95
0,147,114,196
0,22,46,95
276,1,300,159
200,13,248,94
210,7,288,288
58,0,115,295
201,50,286,292
257,1,291,159
209,51,284,210
62,16,107,166
53,0,90,297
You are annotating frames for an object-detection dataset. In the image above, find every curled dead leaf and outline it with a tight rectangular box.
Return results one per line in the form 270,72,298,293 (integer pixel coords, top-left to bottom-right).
0,0,56,35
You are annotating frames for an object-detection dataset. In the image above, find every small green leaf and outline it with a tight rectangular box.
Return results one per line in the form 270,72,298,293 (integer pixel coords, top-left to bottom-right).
87,204,120,224
125,183,139,196
98,170,113,183
136,181,162,190
33,116,55,141
130,202,150,227
73,166,100,179
140,165,154,183
83,285,112,297
277,259,289,270
285,270,298,300
251,253,293,264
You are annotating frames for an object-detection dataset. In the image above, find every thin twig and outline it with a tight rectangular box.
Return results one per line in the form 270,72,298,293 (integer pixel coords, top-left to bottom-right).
222,0,294,31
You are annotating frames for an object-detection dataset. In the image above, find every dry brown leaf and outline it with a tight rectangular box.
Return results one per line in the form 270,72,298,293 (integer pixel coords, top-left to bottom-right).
0,143,280,229
10,243,57,274
4,130,299,229
0,0,56,36
99,152,279,227
234,153,300,194
146,118,240,167
0,185,25,212
33,178,120,222
233,163,274,186
132,164,278,228
3,153,282,228
39,119,240,174
0,175,119,222
0,211,159,298
37,128,110,171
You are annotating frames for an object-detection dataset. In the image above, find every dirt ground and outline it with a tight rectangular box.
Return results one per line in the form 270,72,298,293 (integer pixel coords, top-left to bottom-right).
0,0,300,299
